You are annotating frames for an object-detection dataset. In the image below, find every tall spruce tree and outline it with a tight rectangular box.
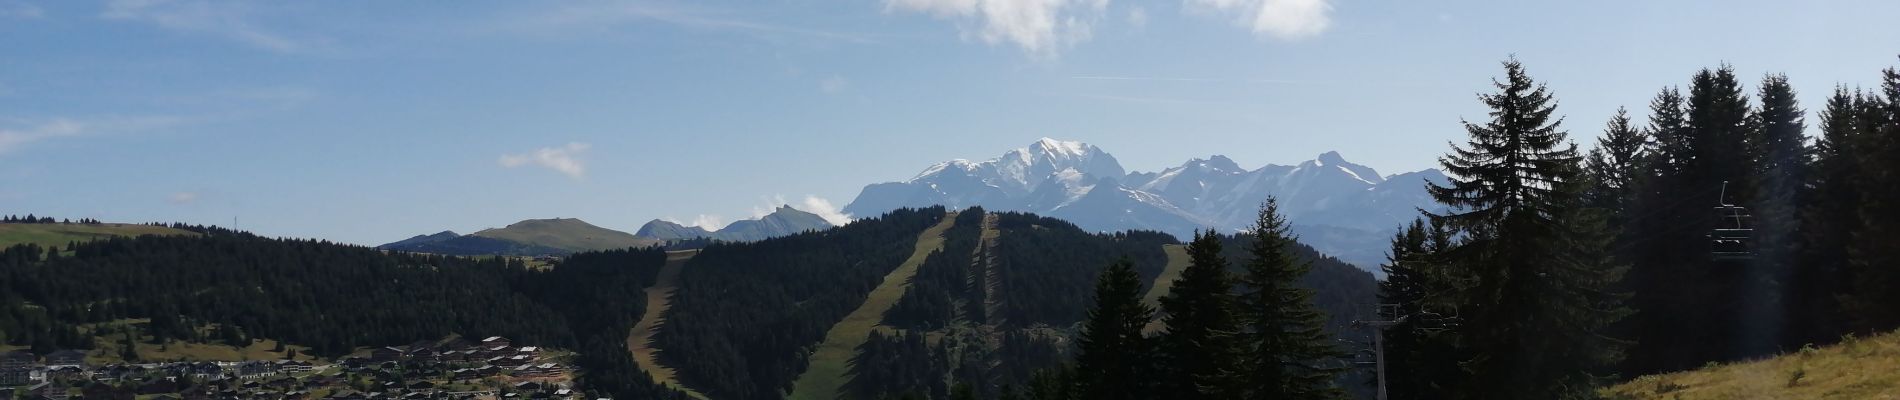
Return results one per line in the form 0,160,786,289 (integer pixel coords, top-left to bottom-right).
1426,59,1627,398
1744,73,1808,351
1072,259,1158,400
1235,197,1343,400
1791,87,1864,346
1585,107,1650,226
1156,231,1243,399
1843,63,1900,332
1376,219,1461,400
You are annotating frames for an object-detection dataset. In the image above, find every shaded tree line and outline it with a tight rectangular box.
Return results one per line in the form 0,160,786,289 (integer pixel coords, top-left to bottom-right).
1375,56,1900,399
0,226,690,399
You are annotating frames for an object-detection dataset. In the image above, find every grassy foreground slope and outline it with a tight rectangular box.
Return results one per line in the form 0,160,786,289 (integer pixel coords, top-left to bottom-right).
1605,329,1900,399
0,222,195,249
788,213,959,400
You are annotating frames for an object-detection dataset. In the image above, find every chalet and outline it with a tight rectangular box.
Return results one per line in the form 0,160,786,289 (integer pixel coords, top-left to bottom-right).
0,367,43,386
491,354,533,367
478,336,510,349
30,382,67,400
236,361,276,378
44,366,83,381
276,360,316,374
0,351,35,369
41,350,84,368
370,347,406,362
95,364,145,381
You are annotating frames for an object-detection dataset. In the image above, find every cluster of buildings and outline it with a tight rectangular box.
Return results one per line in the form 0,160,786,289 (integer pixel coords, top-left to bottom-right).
0,336,583,400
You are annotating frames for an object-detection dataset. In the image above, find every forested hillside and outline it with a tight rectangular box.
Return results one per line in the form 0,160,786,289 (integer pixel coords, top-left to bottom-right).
653,207,949,400
1,206,1380,400
0,223,690,399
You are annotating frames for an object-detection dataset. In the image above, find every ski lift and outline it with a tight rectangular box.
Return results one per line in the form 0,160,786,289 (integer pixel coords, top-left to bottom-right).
1710,181,1754,261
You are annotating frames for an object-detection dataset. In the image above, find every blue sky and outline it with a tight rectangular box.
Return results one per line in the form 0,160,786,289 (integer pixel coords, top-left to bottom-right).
3,0,1897,245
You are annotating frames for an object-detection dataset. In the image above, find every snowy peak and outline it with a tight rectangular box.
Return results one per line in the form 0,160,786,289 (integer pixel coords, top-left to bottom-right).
1298,151,1384,185
889,138,1126,199
1201,155,1243,173
1032,137,1089,158
844,140,1445,276
1316,151,1347,166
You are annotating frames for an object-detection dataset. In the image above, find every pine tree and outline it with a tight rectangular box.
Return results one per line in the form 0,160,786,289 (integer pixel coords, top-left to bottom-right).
1843,63,1900,332
1377,220,1428,398
1585,107,1650,226
1235,198,1343,399
1376,219,1464,399
1746,73,1808,350
1156,231,1242,399
119,328,139,362
1426,58,1627,398
1792,87,1865,345
1071,259,1157,400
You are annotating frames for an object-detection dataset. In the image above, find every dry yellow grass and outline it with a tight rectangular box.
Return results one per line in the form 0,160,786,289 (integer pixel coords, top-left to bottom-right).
788,213,958,400
1142,244,1192,334
627,250,708,400
1605,329,1900,399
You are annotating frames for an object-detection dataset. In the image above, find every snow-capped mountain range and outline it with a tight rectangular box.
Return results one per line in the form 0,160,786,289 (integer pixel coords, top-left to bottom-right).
843,138,1449,276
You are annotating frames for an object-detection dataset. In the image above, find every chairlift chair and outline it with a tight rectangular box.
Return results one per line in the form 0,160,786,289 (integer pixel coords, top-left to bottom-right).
1709,181,1755,262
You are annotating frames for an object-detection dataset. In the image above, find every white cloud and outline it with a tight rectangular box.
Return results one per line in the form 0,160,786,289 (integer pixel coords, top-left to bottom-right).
0,116,186,155
748,194,854,226
1186,0,1333,40
800,195,854,226
0,119,85,154
820,75,849,94
169,192,199,204
506,2,872,43
689,214,727,229
1126,6,1147,28
0,1,43,19
886,0,1108,58
101,0,307,52
498,142,591,180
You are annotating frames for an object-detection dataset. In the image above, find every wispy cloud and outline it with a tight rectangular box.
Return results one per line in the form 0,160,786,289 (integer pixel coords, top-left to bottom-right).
169,191,199,204
505,1,874,43
1125,6,1148,28
886,0,1108,58
101,0,312,53
0,1,43,19
800,195,854,226
689,214,727,229
1069,75,1320,84
498,142,591,180
1059,92,1274,107
820,75,850,94
751,194,855,226
1186,0,1333,40
0,116,187,155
